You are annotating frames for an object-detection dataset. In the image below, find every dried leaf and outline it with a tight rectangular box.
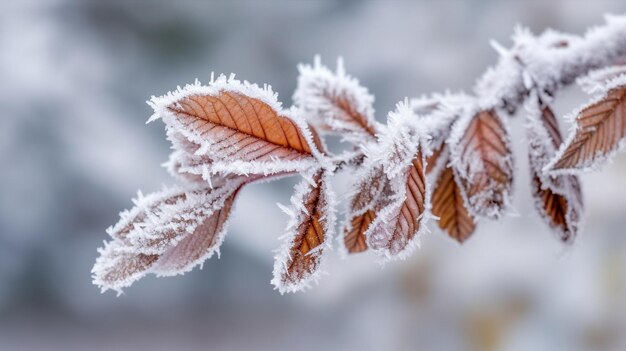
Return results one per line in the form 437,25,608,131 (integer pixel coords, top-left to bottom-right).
342,101,425,256
547,85,626,172
149,76,321,176
294,57,377,140
343,210,374,254
530,174,582,243
526,97,583,242
92,179,244,292
92,241,158,294
130,182,243,254
451,110,513,219
431,148,476,243
366,149,428,258
341,166,390,254
272,170,336,293
152,189,238,275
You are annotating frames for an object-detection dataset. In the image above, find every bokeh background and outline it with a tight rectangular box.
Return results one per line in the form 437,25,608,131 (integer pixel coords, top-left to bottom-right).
3,1,626,350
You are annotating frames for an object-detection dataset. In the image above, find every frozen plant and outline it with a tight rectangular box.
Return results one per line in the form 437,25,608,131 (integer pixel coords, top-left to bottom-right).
93,15,626,295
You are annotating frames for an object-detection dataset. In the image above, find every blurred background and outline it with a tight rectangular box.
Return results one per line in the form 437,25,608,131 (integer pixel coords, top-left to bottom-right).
2,1,626,350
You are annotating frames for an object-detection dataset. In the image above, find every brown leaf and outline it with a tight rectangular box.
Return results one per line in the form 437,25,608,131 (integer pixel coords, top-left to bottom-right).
453,110,513,218
527,98,583,242
343,210,375,254
92,241,158,293
325,93,378,136
152,189,238,275
106,189,185,244
294,58,378,139
549,85,626,171
342,166,391,254
272,170,334,293
93,179,245,292
367,150,427,257
531,174,582,242
125,181,243,254
163,90,317,164
431,151,476,243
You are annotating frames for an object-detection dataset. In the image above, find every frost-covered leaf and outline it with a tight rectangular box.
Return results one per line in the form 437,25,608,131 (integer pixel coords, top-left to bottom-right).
341,166,390,254
151,188,238,275
366,149,428,259
341,101,421,256
526,96,583,243
93,178,244,293
272,169,336,293
117,181,243,254
149,75,322,177
546,84,626,172
343,210,374,254
92,241,158,294
348,102,430,259
450,110,513,219
531,174,582,243
430,147,476,243
294,56,378,142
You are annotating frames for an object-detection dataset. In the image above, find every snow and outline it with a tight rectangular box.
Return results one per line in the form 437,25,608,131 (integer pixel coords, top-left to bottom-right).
577,65,626,94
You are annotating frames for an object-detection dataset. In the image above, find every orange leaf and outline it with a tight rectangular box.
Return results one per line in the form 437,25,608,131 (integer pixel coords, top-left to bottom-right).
168,92,313,159
273,170,335,293
431,149,476,243
341,166,390,254
343,210,375,254
548,85,626,171
150,77,321,176
452,110,513,218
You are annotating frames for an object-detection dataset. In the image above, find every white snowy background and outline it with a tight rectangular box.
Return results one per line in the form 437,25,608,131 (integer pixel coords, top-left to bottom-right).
2,1,626,350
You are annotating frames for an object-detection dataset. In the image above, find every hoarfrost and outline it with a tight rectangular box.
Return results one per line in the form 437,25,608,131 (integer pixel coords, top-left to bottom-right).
271,169,336,293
